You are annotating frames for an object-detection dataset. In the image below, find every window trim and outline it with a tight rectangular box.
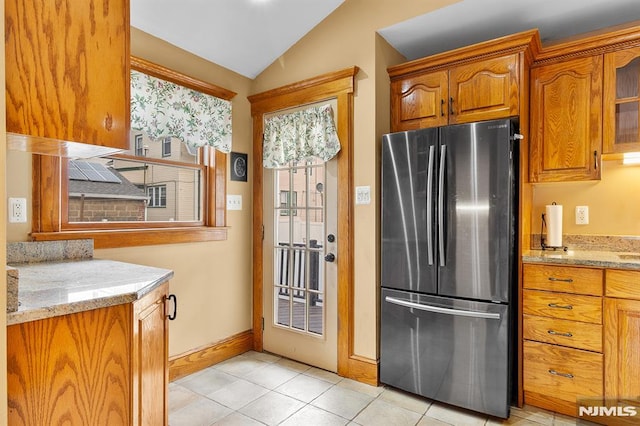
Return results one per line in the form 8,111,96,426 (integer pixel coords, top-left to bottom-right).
162,137,171,157
31,56,236,249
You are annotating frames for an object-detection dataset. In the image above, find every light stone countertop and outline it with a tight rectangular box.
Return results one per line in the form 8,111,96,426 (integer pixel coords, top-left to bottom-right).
523,249,640,270
7,259,174,325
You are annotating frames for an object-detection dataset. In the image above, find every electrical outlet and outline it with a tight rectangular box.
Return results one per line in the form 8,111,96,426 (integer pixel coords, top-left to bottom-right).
227,194,242,211
9,197,27,223
355,186,371,205
575,205,589,225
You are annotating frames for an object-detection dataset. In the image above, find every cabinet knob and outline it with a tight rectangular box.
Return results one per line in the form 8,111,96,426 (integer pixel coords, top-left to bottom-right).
104,113,113,131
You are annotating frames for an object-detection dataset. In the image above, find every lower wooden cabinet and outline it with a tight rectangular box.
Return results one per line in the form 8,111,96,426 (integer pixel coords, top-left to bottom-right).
7,282,170,425
605,270,640,411
522,264,604,417
523,340,603,415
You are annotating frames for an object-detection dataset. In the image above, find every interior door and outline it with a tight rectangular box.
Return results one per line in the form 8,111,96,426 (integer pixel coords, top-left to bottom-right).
262,157,338,372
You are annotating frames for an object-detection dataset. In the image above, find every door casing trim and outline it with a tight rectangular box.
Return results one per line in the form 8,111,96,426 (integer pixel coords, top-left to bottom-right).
249,67,377,384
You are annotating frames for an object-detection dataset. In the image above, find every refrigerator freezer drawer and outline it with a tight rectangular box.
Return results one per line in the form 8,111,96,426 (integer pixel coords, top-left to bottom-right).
380,288,510,418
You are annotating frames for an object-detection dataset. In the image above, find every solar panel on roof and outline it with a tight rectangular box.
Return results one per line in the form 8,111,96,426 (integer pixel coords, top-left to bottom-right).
70,160,121,183
68,161,88,181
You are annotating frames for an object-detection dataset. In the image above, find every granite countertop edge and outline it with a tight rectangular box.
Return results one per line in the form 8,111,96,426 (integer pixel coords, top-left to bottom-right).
523,249,640,270
6,259,174,326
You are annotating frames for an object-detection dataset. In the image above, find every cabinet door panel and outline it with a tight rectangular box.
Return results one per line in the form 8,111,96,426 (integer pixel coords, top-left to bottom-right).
8,305,132,425
5,0,129,150
133,282,169,426
530,56,603,182
605,297,640,401
448,54,519,124
604,46,640,153
391,71,448,131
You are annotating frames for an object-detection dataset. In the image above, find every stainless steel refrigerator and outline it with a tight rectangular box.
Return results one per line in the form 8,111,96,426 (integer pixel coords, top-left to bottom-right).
380,118,518,419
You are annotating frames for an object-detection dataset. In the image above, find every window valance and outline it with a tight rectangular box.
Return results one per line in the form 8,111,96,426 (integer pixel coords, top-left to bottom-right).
263,104,340,168
131,70,232,153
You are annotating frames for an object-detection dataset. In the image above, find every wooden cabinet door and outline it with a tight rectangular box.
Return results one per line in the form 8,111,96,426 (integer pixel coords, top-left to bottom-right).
132,282,169,426
8,305,132,425
5,0,130,150
530,55,603,182
604,46,640,153
604,297,640,402
448,54,519,125
391,70,448,131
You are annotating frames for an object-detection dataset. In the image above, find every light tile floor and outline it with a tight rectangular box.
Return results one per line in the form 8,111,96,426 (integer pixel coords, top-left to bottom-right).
169,351,577,426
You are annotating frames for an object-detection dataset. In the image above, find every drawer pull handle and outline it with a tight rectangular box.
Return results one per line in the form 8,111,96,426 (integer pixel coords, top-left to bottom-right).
548,303,573,310
548,277,574,283
548,369,574,379
548,329,573,337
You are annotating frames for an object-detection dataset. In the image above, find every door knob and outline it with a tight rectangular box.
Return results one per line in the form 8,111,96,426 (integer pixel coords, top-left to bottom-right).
324,253,335,262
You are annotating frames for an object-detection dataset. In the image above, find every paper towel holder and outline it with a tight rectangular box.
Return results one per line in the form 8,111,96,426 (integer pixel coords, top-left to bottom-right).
540,204,568,251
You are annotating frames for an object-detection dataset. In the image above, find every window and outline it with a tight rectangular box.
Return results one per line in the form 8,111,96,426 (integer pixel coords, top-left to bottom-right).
134,134,144,156
162,137,171,157
31,56,237,248
279,190,298,216
147,185,167,208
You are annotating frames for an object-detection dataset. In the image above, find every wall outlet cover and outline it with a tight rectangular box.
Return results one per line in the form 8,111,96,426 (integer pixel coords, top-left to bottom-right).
575,205,589,225
8,197,27,223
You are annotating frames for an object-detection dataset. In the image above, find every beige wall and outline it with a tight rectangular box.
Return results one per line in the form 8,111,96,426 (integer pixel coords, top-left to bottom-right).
5,28,256,358
252,0,459,359
532,159,640,237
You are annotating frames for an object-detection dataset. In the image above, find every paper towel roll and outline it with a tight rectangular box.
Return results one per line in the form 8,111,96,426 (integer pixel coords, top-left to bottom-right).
546,204,563,247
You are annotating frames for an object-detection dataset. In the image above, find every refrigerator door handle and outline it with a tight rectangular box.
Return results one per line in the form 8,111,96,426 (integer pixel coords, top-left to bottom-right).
385,296,501,320
438,145,446,267
426,145,435,265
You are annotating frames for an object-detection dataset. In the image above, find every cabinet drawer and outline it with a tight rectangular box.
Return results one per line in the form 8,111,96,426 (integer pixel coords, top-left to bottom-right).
606,269,640,300
523,314,602,352
523,341,603,403
523,290,602,323
523,264,603,295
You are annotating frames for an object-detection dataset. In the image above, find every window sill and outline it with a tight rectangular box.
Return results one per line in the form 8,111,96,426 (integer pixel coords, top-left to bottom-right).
31,227,228,249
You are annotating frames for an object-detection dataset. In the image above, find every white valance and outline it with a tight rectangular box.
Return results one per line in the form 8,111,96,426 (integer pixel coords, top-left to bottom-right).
130,70,232,153
263,104,340,168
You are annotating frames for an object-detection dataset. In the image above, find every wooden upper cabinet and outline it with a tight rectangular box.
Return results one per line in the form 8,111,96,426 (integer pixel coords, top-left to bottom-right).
448,54,519,125
5,0,130,156
391,71,448,130
390,54,519,131
604,46,640,153
529,55,603,182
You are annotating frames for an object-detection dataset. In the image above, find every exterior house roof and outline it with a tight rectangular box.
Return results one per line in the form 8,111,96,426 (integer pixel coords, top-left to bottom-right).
69,162,148,200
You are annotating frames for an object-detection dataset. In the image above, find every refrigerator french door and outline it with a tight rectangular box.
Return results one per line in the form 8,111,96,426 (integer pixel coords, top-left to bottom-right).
380,119,517,419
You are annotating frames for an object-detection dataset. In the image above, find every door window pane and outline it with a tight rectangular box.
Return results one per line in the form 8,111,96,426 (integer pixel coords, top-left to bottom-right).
272,161,326,337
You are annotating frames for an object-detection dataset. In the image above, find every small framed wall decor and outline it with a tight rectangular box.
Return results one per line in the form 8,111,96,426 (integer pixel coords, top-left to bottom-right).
230,152,248,182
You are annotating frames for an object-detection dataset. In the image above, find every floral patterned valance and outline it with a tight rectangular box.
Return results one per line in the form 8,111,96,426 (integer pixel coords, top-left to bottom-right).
131,70,232,153
263,104,340,168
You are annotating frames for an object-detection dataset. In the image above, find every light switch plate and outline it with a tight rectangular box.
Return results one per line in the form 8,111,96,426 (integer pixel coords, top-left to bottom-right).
227,194,242,211
355,186,371,205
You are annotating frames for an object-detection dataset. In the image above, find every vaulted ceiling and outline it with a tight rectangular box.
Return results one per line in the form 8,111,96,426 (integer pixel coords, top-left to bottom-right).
131,0,640,79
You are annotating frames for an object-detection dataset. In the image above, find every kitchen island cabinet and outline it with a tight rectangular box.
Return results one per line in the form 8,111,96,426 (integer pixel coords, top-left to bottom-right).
7,260,173,425
5,0,130,157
